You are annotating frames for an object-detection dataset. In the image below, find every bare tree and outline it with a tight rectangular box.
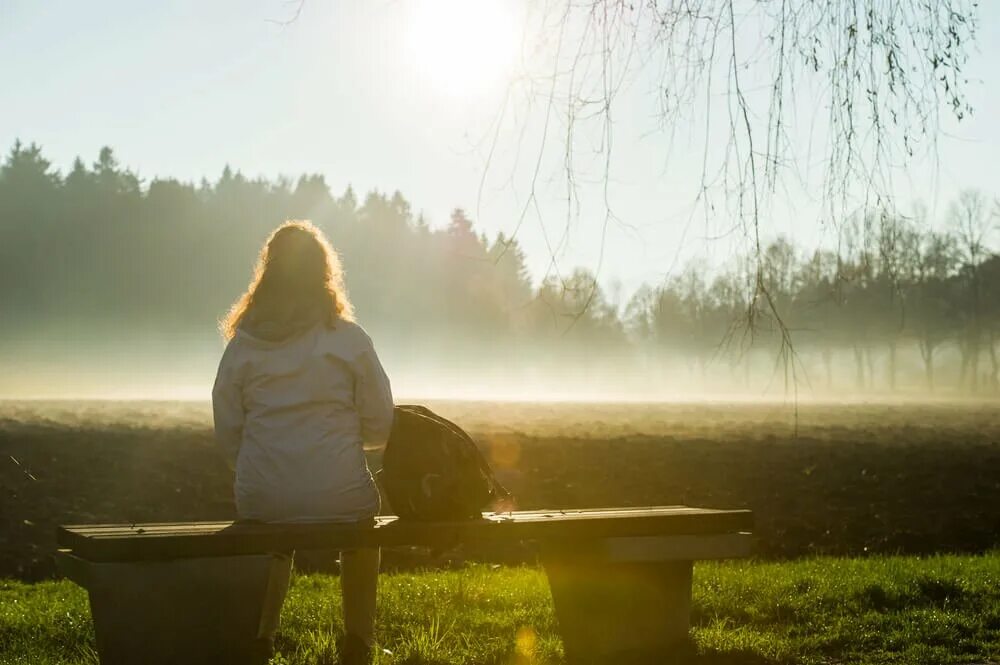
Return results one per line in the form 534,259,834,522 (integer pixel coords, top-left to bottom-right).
907,226,959,391
495,0,977,338
948,189,992,392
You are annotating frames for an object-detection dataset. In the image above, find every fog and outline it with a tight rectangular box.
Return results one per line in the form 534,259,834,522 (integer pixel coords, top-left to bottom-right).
2,143,998,402
1,334,994,404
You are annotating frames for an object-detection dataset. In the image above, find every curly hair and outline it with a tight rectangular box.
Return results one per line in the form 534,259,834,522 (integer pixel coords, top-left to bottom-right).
220,220,354,340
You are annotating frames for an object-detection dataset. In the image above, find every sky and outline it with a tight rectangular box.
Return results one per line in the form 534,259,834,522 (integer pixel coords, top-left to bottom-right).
2,0,1000,299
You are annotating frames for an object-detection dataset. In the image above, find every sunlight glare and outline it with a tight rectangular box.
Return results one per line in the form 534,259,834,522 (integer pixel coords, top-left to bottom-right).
406,0,519,97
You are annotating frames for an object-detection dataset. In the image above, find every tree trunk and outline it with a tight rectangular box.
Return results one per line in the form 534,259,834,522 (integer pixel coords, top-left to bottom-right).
970,343,980,394
865,348,875,391
783,350,790,395
989,334,999,392
822,348,833,391
887,342,897,393
965,323,983,394
959,346,969,391
853,346,865,390
921,343,935,393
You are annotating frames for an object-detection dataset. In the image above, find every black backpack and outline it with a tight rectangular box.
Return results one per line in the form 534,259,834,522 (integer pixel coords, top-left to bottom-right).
378,405,510,521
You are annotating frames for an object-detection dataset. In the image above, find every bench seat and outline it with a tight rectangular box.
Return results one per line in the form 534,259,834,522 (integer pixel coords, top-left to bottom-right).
58,505,752,561
57,506,753,665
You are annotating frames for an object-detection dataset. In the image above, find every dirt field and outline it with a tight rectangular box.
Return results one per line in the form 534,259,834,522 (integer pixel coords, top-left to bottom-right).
2,399,999,580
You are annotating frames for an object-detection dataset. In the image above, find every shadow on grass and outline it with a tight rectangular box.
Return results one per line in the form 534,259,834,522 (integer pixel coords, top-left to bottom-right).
271,638,784,665
611,647,781,665
384,654,779,665
670,655,780,665
537,640,786,665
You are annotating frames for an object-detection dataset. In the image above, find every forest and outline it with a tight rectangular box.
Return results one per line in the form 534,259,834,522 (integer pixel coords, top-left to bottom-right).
1,140,999,396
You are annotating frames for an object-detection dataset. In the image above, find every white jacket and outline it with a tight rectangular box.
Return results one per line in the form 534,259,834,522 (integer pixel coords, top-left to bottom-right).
212,320,393,522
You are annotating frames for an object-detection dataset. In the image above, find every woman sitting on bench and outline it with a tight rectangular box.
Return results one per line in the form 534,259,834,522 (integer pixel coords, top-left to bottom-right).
212,220,394,665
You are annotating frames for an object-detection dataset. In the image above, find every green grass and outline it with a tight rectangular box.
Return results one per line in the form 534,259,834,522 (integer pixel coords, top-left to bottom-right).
2,555,999,665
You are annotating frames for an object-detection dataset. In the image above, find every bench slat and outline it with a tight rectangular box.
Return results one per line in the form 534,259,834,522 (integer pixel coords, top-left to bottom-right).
60,507,744,539
60,506,737,535
58,506,752,562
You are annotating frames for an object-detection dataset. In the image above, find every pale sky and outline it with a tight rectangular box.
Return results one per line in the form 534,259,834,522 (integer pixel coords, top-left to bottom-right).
3,0,999,298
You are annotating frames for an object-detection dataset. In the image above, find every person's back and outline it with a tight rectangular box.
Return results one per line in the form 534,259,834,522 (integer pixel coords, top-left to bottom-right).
214,318,392,523
211,220,391,664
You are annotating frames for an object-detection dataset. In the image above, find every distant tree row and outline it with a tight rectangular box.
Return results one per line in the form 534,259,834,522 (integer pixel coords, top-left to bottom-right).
625,195,1000,393
2,141,998,394
0,141,621,367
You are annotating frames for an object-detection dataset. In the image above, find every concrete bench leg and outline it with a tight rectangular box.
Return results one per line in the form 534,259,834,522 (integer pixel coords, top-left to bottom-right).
57,551,291,665
540,541,693,664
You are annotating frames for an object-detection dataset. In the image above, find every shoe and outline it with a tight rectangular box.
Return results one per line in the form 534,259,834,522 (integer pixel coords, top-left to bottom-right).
338,632,373,665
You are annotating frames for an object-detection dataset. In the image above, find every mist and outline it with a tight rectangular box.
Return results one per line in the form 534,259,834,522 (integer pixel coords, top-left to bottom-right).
1,142,998,402
1,335,992,404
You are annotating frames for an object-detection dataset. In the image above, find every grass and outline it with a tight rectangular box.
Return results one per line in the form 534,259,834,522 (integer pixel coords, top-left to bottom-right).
2,555,999,665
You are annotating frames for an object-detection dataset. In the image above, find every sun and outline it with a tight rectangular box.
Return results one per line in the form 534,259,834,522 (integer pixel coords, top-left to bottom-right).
406,0,520,97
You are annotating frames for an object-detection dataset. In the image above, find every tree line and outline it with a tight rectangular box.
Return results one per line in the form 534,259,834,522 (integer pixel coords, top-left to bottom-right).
627,194,1000,394
1,141,998,395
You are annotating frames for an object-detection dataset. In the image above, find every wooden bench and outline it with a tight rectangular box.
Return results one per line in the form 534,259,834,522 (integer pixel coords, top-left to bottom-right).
57,506,753,665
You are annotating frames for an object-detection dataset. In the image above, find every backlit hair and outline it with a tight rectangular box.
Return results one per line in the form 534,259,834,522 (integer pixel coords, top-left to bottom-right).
220,220,354,340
